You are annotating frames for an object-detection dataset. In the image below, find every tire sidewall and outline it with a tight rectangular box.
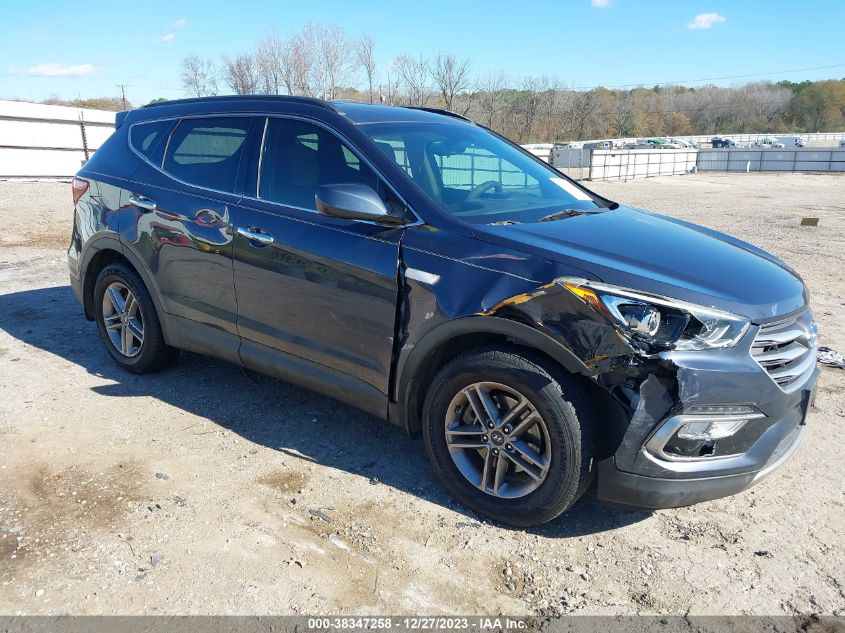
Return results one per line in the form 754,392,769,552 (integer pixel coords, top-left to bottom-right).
423,352,585,526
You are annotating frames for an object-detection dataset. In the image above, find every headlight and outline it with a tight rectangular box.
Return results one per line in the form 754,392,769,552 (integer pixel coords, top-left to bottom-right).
559,278,750,351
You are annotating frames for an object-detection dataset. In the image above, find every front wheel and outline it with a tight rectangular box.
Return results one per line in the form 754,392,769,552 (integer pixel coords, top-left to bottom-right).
422,346,595,527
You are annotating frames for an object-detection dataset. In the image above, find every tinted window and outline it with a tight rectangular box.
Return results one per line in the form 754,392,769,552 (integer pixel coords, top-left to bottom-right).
360,122,603,224
434,148,538,191
163,117,250,192
130,120,174,163
258,118,379,211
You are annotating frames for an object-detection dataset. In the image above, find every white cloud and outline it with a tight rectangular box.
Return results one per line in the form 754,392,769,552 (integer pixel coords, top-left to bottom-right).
687,12,726,29
172,18,188,27
160,32,176,43
26,63,95,77
591,0,611,6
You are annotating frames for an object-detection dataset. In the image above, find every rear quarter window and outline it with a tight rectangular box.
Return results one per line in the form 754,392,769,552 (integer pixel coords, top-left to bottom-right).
162,117,250,192
129,120,175,164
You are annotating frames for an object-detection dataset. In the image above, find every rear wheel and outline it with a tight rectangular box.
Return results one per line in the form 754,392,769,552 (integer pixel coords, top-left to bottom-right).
422,346,595,527
93,263,178,373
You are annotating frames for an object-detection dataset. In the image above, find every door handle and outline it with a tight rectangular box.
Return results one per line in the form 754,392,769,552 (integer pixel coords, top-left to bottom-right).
129,194,156,212
236,226,274,246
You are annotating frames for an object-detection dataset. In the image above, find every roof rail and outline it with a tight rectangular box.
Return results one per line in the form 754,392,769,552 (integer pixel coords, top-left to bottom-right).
405,106,472,122
140,94,339,112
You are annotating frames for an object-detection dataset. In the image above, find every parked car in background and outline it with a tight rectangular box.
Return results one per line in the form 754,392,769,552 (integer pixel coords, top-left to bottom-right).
793,137,806,148
584,141,613,150
654,139,684,149
669,138,699,149
752,137,786,149
69,95,819,527
711,137,739,149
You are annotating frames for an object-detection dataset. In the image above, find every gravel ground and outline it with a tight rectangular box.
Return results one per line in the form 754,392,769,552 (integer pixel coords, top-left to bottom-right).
0,173,843,617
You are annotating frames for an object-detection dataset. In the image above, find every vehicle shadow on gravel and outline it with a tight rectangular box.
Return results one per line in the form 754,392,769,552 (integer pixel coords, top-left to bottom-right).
0,285,652,536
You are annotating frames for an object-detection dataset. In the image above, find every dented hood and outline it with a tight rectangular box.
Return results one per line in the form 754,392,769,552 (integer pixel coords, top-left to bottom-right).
472,206,807,322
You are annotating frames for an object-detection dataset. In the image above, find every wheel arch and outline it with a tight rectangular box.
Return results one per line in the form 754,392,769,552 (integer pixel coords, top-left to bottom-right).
392,316,593,436
80,237,172,342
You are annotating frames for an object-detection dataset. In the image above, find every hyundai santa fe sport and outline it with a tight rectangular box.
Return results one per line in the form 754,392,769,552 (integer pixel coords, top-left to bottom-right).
68,96,819,526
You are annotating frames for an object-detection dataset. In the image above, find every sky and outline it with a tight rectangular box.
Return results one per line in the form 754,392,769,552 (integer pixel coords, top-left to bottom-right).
1,0,844,106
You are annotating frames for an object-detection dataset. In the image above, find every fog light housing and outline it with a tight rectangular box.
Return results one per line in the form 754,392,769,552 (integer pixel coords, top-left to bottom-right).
677,418,749,441
646,405,765,460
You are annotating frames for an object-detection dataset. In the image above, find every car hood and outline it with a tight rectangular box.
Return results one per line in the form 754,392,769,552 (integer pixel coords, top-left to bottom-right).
472,206,807,321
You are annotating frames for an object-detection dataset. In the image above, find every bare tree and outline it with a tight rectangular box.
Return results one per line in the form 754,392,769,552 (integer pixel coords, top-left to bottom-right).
256,30,286,94
430,53,474,112
536,76,564,141
181,55,218,97
475,71,508,128
356,35,377,103
297,23,358,100
513,77,544,141
280,32,313,96
393,54,430,106
221,53,260,94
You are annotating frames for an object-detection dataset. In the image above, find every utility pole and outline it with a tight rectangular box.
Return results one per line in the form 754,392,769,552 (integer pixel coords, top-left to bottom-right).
118,84,127,110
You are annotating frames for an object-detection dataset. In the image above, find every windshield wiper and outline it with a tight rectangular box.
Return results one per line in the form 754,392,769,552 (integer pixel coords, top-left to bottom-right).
488,219,520,226
538,209,586,222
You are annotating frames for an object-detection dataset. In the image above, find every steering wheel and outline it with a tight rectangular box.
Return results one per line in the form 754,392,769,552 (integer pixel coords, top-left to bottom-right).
464,180,503,203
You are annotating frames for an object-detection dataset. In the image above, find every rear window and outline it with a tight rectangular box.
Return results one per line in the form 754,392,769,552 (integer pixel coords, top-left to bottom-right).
129,120,174,163
162,117,250,192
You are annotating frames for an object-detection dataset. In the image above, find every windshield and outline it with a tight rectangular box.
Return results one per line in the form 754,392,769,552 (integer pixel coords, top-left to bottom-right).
358,121,606,224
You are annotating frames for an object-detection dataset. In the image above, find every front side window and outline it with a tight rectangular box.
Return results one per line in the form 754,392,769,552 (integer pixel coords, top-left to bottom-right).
162,117,250,192
359,122,605,224
258,118,380,211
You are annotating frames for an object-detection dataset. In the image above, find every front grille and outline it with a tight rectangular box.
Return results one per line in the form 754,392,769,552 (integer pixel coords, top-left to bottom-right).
751,310,817,392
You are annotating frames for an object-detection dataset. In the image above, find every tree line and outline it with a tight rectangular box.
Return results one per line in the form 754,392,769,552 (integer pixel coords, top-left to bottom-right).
49,22,845,142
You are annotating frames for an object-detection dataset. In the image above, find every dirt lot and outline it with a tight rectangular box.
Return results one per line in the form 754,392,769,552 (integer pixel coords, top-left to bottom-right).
0,173,843,617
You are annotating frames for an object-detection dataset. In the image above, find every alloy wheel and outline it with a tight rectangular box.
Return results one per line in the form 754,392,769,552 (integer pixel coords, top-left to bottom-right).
102,282,144,357
444,382,552,498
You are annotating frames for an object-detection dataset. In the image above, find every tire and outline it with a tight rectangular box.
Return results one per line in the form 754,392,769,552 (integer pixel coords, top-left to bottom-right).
93,262,179,374
422,345,595,527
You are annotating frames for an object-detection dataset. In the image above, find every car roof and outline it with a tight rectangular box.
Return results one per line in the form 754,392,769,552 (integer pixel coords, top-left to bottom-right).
332,101,471,125
121,95,471,127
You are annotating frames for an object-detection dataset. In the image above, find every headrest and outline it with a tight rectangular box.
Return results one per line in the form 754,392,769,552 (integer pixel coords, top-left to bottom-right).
374,141,397,163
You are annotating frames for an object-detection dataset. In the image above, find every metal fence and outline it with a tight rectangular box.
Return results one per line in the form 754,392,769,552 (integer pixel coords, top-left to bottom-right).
697,148,845,173
588,149,698,181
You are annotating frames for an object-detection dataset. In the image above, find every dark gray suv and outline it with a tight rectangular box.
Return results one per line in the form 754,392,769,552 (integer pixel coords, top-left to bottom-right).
68,96,818,526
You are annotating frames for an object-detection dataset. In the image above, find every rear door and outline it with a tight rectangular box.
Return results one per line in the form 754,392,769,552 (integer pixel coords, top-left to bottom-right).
230,116,405,394
123,116,253,361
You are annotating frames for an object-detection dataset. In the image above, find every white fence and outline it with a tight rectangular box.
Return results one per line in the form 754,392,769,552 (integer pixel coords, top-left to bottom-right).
569,131,845,149
698,148,845,173
0,100,115,178
554,146,845,181
589,149,697,181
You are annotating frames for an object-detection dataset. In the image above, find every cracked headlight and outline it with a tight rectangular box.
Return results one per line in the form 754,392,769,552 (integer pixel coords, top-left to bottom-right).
560,278,750,351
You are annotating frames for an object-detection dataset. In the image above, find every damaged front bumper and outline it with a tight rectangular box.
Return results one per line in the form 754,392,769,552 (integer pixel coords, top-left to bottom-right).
597,416,809,509
596,320,819,509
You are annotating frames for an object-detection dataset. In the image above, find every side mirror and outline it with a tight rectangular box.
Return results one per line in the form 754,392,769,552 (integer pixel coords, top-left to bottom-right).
315,183,404,225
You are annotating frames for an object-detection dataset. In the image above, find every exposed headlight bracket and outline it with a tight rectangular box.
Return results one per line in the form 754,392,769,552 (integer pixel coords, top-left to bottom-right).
559,277,750,351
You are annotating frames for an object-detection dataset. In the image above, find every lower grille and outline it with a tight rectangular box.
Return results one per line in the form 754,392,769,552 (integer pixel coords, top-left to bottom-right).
751,310,817,392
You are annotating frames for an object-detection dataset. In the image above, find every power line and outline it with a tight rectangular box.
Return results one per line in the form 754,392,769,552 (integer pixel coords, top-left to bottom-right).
572,63,845,90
